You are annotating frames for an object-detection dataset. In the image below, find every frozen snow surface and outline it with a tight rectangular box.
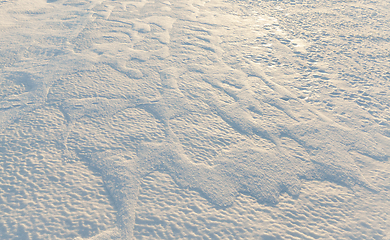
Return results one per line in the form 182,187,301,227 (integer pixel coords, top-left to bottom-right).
1,0,390,239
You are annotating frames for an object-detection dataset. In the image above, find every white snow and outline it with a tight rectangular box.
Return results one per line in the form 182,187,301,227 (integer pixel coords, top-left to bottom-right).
1,0,389,239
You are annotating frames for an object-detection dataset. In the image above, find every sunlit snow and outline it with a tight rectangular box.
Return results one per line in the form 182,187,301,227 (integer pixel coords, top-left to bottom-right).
1,0,389,239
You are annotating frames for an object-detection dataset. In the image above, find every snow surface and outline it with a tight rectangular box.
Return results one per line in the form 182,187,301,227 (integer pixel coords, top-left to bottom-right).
0,0,389,239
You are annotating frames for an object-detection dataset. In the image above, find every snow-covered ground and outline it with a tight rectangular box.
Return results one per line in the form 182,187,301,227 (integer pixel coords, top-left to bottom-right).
0,0,389,239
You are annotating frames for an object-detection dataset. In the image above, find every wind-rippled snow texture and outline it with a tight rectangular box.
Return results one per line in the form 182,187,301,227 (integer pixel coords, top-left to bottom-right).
1,0,389,239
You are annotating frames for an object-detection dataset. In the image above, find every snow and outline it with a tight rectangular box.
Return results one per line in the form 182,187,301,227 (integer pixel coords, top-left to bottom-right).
1,0,389,239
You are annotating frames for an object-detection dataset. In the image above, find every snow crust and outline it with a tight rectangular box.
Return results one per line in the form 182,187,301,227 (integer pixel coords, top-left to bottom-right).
1,0,389,239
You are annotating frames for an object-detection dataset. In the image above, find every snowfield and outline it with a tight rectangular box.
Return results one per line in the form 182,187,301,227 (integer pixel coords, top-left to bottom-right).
0,0,389,239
